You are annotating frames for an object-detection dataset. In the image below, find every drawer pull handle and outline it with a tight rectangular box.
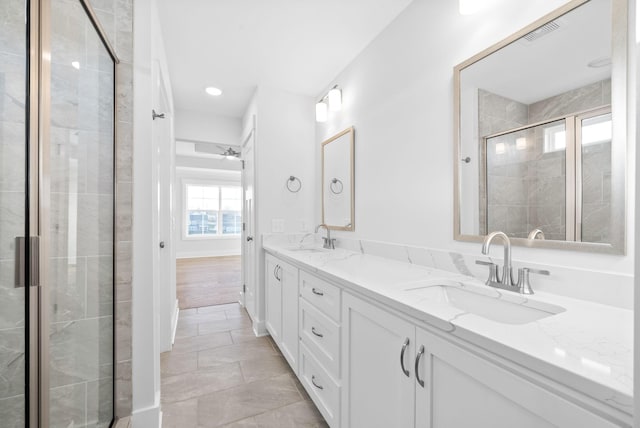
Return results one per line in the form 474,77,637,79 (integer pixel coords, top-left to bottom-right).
400,337,410,377
312,288,324,296
311,327,323,338
311,375,324,390
415,345,425,388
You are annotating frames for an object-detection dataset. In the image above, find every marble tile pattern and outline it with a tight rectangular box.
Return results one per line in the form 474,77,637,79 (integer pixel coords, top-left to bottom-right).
46,0,117,426
262,234,633,418
0,0,27,426
83,0,135,419
478,81,611,242
161,303,329,428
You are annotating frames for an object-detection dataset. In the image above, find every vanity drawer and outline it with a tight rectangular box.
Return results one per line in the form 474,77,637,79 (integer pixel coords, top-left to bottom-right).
300,298,340,378
300,271,341,322
300,342,340,428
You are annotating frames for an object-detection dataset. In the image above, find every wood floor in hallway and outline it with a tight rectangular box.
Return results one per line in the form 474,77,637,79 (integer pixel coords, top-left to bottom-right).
161,303,329,428
177,256,242,309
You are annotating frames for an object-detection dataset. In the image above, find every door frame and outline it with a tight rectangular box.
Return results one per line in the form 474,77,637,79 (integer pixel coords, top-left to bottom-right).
240,116,255,314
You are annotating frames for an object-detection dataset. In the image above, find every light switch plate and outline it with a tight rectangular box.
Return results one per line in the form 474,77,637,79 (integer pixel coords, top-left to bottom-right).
272,219,285,233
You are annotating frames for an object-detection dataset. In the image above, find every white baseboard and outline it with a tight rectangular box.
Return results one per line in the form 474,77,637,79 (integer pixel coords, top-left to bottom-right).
252,320,268,337
132,403,161,428
171,299,179,345
176,250,241,259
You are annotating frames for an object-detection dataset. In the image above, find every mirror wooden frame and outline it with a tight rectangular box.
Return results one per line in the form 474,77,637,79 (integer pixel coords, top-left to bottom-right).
453,0,629,254
322,126,355,231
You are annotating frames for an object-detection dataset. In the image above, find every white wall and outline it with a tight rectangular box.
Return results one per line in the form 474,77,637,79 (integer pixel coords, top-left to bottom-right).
315,0,636,307
175,168,242,258
175,108,241,146
132,0,174,425
242,86,316,328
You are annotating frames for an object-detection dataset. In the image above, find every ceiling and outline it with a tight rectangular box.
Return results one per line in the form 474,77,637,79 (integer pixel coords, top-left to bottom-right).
156,0,414,119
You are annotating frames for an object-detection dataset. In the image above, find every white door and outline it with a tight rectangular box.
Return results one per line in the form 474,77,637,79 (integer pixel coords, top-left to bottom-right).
153,66,177,353
341,293,415,428
241,123,257,320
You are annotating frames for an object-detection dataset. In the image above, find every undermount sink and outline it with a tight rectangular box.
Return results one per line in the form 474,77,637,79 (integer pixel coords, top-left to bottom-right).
404,281,565,325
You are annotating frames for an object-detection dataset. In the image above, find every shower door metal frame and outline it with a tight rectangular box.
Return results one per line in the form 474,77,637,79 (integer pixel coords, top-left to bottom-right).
26,0,120,426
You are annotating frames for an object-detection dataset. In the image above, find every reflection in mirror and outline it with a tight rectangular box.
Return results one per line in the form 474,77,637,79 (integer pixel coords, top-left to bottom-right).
454,0,627,253
322,127,354,230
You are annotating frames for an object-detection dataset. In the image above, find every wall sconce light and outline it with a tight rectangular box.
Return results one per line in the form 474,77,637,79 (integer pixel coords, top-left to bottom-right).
328,87,342,111
316,85,342,122
315,101,328,122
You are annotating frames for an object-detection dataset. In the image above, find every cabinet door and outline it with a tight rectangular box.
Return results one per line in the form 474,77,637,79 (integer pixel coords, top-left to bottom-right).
279,260,299,374
264,254,282,342
341,293,415,428
415,327,621,428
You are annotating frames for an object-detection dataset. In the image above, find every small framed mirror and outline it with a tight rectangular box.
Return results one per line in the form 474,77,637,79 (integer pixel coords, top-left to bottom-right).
454,0,628,254
322,127,355,230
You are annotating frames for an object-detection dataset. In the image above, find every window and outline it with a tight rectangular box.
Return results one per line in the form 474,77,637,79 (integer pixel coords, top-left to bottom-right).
186,184,242,237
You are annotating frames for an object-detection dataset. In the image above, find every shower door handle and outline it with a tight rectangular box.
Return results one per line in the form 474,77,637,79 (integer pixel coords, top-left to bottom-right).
14,236,39,288
14,237,25,288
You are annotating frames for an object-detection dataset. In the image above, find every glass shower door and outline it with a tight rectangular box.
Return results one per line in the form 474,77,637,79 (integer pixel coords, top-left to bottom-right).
47,0,115,426
0,0,29,426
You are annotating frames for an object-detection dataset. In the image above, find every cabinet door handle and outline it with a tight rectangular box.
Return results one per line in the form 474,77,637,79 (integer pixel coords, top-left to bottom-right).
273,265,279,281
311,375,324,390
415,345,425,388
311,287,324,296
277,266,282,281
400,337,410,377
311,327,323,338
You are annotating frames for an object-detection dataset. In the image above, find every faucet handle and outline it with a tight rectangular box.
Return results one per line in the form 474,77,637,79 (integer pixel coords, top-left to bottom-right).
524,267,550,276
516,267,550,295
475,260,499,284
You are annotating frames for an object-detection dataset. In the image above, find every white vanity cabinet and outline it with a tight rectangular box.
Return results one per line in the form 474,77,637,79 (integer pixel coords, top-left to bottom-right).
341,292,415,428
299,271,343,427
341,291,625,428
264,249,630,428
264,254,299,373
414,328,622,428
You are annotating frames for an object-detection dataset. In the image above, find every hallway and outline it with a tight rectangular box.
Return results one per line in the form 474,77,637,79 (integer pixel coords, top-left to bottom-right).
160,303,329,427
177,256,242,309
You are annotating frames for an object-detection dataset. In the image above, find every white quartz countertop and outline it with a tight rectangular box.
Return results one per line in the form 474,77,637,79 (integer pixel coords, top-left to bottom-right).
263,241,634,416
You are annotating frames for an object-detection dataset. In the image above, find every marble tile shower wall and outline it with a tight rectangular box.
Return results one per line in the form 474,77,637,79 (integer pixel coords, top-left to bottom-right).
46,0,123,426
479,80,610,241
0,0,28,425
84,0,135,419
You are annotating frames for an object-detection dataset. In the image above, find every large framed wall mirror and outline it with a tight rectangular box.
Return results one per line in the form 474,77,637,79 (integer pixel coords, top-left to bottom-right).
454,0,628,253
322,127,355,230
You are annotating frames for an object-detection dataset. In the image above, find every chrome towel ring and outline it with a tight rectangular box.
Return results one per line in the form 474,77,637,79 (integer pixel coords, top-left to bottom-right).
330,178,343,194
286,176,302,193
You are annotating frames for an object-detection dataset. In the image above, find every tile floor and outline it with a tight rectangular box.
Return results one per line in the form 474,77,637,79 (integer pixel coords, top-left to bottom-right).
161,303,329,428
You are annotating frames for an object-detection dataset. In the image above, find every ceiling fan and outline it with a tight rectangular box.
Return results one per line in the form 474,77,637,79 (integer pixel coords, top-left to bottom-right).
221,146,241,159
192,142,241,159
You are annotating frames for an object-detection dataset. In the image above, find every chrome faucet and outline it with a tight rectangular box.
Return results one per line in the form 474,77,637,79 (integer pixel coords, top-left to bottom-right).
528,229,545,240
477,231,550,295
315,224,335,249
481,231,514,286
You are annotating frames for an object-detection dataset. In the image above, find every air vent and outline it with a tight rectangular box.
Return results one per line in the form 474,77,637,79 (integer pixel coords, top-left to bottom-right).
523,21,560,42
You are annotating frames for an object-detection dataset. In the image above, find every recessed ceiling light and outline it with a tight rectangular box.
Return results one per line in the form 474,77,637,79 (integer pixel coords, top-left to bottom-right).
71,61,80,70
205,87,222,96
